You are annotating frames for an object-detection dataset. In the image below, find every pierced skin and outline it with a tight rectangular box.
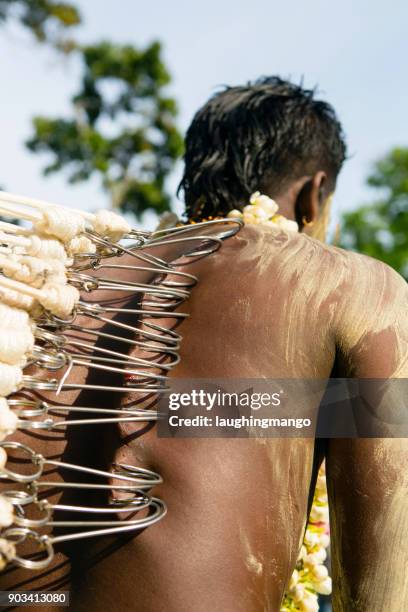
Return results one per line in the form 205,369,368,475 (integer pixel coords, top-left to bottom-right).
0,235,208,609
2,224,408,611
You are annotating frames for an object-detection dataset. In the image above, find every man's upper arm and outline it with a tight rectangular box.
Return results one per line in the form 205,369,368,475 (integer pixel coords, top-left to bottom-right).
334,255,408,378
327,255,408,611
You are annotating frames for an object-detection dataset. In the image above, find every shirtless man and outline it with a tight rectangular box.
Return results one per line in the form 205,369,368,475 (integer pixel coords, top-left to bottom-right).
3,77,408,611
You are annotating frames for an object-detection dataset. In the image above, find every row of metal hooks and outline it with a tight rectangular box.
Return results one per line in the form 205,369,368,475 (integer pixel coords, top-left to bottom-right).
0,218,242,569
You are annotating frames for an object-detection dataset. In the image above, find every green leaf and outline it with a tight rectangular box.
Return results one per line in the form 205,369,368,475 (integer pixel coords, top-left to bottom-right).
0,0,81,45
26,39,182,220
340,147,408,279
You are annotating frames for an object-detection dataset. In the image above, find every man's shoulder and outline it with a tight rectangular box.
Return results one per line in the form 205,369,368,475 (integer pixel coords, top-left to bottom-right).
302,235,408,311
226,222,406,295
246,223,406,306
236,223,395,273
325,241,406,293
284,228,404,286
315,241,408,359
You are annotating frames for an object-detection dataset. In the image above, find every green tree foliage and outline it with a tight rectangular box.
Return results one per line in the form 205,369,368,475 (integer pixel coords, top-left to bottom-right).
0,2,180,218
26,41,184,219
340,148,408,279
0,0,80,47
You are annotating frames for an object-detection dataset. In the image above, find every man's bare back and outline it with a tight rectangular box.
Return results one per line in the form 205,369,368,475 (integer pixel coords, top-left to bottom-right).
65,224,408,611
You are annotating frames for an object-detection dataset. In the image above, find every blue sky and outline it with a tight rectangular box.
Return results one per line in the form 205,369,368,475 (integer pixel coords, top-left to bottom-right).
0,0,407,229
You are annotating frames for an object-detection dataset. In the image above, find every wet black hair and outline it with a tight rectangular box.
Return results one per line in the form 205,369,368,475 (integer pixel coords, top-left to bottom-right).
179,76,347,220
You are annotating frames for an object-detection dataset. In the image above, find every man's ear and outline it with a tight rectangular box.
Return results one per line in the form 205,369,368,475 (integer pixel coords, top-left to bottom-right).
295,171,327,233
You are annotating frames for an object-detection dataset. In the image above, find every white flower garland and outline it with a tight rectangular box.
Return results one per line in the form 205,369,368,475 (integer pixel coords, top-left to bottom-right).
281,463,331,612
227,191,299,232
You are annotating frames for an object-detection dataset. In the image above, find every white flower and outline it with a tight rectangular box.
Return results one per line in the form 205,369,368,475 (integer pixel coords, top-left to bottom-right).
257,197,278,216
0,495,14,528
243,212,261,224
317,533,330,548
227,209,243,219
271,215,299,233
303,553,320,569
288,568,299,590
304,529,319,547
312,546,327,564
249,192,279,216
299,593,319,612
249,191,261,204
311,564,329,581
242,192,300,234
0,398,18,441
292,583,306,603
251,205,271,221
310,504,329,523
314,576,332,595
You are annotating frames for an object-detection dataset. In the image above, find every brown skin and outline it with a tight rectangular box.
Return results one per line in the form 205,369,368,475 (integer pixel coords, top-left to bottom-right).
2,178,408,611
